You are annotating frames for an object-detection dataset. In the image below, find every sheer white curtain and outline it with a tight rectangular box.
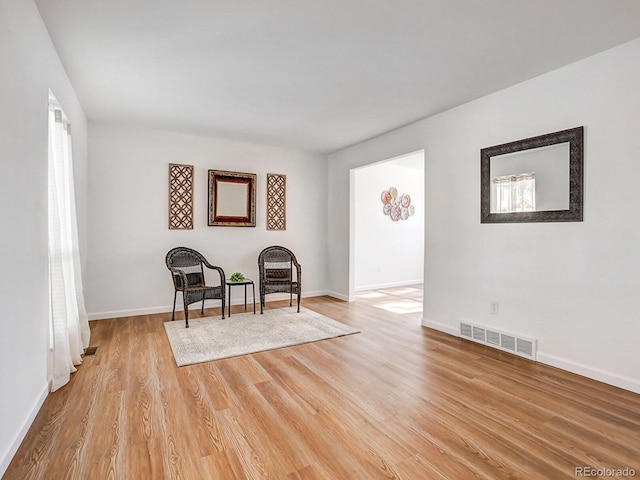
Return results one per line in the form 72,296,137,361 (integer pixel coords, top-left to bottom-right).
48,94,90,392
491,172,536,213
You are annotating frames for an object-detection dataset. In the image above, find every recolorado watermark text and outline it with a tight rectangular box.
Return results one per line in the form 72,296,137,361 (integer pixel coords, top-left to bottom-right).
575,466,636,477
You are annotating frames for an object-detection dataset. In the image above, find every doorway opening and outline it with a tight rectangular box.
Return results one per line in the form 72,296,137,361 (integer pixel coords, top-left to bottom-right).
349,150,425,316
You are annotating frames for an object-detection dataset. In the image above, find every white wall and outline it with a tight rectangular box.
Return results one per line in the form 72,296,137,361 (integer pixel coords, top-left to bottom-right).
86,123,327,319
0,0,88,475
353,152,424,290
328,38,640,393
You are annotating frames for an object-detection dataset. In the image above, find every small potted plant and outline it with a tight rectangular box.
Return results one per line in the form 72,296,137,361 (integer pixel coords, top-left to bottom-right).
230,272,245,282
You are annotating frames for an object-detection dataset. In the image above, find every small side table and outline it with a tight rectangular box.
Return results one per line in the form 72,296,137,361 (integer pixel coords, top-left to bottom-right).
226,279,256,316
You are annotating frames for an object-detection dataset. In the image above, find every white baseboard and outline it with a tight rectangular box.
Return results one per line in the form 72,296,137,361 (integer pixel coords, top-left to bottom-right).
354,279,422,292
88,291,331,320
421,318,458,336
89,301,640,395
325,291,351,302
89,305,172,320
537,352,640,394
421,320,639,394
0,383,49,478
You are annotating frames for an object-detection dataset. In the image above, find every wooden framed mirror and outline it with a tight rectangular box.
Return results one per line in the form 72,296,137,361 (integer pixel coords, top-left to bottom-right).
208,170,256,226
480,126,584,223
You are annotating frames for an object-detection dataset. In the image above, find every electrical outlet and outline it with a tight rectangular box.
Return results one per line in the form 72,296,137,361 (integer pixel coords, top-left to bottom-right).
489,301,499,315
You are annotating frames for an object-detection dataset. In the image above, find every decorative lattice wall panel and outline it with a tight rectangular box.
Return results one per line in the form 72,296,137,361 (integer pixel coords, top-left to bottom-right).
266,173,286,230
169,163,194,229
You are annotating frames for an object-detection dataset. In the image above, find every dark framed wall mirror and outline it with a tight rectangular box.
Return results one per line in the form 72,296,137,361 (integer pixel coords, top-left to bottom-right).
208,170,256,226
480,126,584,223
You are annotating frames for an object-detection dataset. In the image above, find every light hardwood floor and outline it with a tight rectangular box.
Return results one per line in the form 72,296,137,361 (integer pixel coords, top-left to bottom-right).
4,287,640,479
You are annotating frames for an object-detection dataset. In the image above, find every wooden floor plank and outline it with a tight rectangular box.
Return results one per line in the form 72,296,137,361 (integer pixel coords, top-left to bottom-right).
3,289,640,479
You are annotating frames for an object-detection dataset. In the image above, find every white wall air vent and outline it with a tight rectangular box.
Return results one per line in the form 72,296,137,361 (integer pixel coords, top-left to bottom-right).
460,323,472,338
459,322,537,360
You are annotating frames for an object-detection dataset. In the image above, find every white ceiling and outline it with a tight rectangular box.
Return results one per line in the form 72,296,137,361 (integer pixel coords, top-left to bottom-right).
35,0,640,154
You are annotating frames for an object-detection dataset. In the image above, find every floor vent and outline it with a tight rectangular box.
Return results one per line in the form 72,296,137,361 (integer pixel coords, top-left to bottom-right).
459,322,536,360
83,346,99,356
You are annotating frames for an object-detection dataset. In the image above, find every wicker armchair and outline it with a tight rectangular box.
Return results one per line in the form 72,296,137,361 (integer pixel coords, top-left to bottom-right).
258,245,301,314
166,247,226,328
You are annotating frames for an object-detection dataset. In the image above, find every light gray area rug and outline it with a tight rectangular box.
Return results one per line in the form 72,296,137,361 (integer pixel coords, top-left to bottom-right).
164,307,360,366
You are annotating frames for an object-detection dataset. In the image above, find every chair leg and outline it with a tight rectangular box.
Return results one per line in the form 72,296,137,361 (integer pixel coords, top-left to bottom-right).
297,289,301,312
260,293,264,314
172,291,177,321
182,291,190,328
221,294,225,319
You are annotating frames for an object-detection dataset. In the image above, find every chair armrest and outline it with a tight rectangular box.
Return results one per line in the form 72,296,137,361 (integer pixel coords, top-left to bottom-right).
168,266,189,288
